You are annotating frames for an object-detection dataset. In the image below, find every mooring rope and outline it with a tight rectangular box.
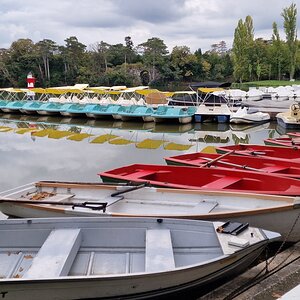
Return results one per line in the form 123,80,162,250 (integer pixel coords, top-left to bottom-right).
222,212,300,300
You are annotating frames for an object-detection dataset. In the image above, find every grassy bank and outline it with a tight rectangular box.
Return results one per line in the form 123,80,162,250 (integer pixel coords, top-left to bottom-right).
232,80,300,90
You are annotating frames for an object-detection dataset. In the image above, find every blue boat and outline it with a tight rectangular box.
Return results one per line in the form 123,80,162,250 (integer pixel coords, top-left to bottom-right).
152,106,196,124
0,100,10,112
85,104,123,119
117,105,155,122
35,102,66,116
1,101,26,113
59,103,91,117
19,101,46,115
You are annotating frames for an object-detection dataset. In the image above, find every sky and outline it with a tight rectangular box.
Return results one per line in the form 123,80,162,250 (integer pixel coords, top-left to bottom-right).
0,0,299,53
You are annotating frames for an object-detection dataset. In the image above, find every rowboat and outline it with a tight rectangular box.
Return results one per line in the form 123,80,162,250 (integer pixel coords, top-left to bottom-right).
0,180,298,241
216,144,300,161
264,137,300,148
164,152,300,179
99,164,300,196
0,216,279,299
286,132,300,138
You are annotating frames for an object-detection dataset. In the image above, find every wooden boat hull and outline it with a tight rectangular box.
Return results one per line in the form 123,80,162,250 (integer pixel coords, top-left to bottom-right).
99,164,300,196
0,181,299,241
0,216,277,299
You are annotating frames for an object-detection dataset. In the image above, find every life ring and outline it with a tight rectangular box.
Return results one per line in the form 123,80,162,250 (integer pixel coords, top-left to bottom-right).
291,104,300,111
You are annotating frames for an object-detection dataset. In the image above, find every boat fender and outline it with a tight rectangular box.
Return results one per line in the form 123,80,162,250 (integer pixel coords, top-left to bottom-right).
293,197,300,208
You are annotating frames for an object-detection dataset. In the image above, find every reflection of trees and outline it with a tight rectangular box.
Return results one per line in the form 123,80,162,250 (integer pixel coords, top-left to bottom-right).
232,133,249,145
69,126,82,133
268,129,276,138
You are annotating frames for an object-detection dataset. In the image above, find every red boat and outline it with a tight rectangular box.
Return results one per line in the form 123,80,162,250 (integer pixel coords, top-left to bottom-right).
99,164,300,196
286,132,300,138
216,144,300,162
164,152,300,179
264,137,300,148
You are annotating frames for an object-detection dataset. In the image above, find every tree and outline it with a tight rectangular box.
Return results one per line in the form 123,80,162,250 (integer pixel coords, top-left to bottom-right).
271,22,285,80
60,36,87,84
170,46,197,81
138,37,168,81
36,39,58,85
232,16,254,82
282,3,298,80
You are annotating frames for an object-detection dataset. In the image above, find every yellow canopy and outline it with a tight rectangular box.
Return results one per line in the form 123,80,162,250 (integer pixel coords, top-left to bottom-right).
30,88,46,94
198,88,224,93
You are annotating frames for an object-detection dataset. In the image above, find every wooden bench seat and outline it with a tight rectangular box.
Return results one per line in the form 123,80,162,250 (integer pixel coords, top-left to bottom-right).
201,176,241,189
145,229,175,272
24,229,81,279
261,166,289,173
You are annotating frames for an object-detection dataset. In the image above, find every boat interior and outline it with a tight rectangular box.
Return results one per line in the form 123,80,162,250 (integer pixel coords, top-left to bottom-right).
0,218,225,280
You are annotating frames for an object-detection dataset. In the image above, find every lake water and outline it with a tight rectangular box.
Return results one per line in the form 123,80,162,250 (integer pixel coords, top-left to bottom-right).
0,113,285,219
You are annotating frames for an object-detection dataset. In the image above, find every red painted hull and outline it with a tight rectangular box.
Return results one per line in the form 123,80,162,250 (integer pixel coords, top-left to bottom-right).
99,164,300,196
164,152,300,179
216,144,300,162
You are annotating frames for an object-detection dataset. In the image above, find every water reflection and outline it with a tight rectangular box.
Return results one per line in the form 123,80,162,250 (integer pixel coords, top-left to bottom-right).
0,114,281,194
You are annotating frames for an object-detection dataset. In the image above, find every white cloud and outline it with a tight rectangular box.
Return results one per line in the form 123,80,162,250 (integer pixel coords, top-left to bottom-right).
0,0,298,51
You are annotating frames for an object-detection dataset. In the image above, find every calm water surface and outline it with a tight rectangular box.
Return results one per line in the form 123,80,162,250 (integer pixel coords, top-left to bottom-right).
0,113,285,219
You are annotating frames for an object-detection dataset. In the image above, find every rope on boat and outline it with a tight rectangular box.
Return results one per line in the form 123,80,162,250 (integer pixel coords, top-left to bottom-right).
223,212,300,300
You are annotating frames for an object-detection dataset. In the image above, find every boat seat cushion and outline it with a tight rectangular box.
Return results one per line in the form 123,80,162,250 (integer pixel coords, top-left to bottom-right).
145,229,175,272
201,176,241,189
23,229,81,279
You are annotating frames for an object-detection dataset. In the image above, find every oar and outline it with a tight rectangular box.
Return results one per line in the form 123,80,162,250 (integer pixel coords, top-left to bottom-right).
200,157,262,172
110,182,149,197
0,198,108,211
200,150,235,168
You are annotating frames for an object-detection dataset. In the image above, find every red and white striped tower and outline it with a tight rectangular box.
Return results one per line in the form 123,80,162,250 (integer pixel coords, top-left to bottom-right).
26,72,36,89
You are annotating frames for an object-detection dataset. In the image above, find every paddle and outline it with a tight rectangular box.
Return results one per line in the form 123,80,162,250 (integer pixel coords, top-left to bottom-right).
199,157,261,172
110,182,149,197
0,198,108,211
200,150,236,168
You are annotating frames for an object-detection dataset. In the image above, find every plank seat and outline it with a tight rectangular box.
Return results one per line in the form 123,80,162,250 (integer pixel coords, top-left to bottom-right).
145,229,175,272
201,176,241,189
23,229,81,279
129,170,158,179
261,166,289,173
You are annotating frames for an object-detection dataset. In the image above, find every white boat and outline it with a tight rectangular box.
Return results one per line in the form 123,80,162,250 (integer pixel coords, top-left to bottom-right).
241,89,263,101
0,180,297,242
0,216,279,300
230,106,270,124
276,103,300,128
194,91,232,123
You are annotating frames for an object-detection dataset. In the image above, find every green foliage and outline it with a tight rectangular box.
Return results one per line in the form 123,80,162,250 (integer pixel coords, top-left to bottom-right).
282,3,298,79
